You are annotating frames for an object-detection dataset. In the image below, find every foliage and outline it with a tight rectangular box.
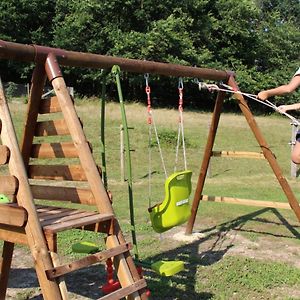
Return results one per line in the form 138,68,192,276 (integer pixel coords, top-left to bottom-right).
5,81,18,100
0,0,299,110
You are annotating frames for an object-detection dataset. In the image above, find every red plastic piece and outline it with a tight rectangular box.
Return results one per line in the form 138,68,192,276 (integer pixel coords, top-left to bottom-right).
101,258,121,294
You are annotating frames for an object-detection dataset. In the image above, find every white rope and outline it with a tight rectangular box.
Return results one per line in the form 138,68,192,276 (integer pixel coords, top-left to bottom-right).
174,121,181,172
148,110,168,179
180,109,188,170
174,78,188,172
174,110,188,172
148,123,152,207
197,81,300,126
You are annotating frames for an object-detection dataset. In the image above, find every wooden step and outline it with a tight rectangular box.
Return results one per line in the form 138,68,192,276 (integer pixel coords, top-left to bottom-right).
39,207,114,234
46,243,132,279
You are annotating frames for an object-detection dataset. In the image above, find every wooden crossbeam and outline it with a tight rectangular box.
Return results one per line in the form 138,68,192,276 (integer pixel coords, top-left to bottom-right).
211,150,265,159
46,243,132,279
201,195,291,210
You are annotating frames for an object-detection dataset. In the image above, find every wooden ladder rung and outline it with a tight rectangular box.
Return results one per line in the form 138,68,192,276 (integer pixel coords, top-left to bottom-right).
46,243,132,280
35,119,69,136
99,279,147,300
0,145,10,164
39,96,62,114
30,142,78,158
0,204,27,227
29,164,87,181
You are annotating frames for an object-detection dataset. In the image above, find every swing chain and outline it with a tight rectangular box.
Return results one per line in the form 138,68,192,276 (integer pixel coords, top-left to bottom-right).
178,77,184,115
144,73,152,124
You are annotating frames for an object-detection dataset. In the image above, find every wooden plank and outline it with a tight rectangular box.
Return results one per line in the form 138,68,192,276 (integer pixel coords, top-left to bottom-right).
46,243,132,279
100,279,147,300
0,175,18,194
31,184,96,205
28,164,87,181
39,209,86,224
0,145,10,165
30,142,78,158
201,195,291,209
211,150,265,159
39,96,62,114
40,210,98,227
43,212,113,233
0,225,27,244
34,119,69,136
37,206,75,218
0,204,27,227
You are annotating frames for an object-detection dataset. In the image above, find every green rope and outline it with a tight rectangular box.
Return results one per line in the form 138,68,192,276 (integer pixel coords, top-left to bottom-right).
112,65,139,260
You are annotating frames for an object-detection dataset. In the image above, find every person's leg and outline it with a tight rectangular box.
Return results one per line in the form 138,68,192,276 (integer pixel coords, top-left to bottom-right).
292,131,300,164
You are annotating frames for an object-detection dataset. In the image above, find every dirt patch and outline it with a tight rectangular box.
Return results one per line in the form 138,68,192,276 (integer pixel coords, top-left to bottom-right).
4,226,300,299
6,248,107,300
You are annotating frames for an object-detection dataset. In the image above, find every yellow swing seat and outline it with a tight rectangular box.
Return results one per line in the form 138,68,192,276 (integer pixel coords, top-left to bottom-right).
148,170,192,233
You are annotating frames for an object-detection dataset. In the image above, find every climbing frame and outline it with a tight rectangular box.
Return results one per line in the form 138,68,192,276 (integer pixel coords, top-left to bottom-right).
0,54,147,299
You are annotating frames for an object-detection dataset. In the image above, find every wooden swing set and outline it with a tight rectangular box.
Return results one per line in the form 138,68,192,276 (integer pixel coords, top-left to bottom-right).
0,40,299,300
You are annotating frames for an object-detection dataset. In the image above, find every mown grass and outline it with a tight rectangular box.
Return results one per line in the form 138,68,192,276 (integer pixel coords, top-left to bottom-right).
7,98,300,299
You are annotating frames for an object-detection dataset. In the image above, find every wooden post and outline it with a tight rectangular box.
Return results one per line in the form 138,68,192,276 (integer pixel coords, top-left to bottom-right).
206,122,212,178
0,76,63,300
45,54,142,300
185,90,227,234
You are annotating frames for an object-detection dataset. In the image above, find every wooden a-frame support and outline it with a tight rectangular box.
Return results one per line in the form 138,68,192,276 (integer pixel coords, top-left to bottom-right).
0,53,148,299
186,75,300,234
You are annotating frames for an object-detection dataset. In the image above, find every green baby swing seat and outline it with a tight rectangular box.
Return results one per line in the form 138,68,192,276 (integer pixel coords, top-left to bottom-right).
148,170,192,233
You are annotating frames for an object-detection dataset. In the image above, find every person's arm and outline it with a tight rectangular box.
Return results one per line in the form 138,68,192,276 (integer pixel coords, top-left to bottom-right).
277,103,300,113
258,74,300,100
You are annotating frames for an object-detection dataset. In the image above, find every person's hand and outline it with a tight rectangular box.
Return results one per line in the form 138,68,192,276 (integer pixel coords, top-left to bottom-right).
277,105,289,113
257,91,269,101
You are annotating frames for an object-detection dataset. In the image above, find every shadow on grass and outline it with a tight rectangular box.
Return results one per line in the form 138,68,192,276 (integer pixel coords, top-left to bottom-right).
6,208,299,299
8,264,107,299
142,207,300,299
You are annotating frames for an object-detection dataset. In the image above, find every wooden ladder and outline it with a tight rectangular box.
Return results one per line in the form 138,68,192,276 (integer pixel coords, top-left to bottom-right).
0,59,148,299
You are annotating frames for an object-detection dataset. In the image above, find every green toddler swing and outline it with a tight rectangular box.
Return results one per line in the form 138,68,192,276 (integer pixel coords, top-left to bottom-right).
145,75,192,234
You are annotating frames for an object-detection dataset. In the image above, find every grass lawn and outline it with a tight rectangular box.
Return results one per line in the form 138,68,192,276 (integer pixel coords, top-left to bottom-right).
5,98,300,299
